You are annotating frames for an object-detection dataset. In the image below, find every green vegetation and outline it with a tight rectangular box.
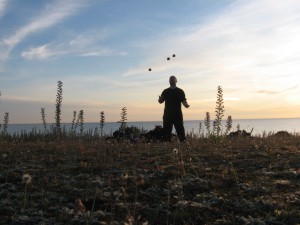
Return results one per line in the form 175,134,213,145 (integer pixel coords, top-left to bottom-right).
55,81,63,134
204,86,233,142
225,115,232,135
0,90,9,136
71,110,77,131
2,112,9,135
41,107,47,132
0,82,286,142
100,111,105,138
204,112,211,136
118,106,128,132
213,85,225,136
0,82,295,145
78,109,84,136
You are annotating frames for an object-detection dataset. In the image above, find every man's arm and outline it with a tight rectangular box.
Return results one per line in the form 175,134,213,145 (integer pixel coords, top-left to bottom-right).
180,89,189,108
158,95,165,104
182,100,190,108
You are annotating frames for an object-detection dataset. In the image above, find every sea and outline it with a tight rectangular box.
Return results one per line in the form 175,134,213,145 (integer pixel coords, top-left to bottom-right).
5,118,300,136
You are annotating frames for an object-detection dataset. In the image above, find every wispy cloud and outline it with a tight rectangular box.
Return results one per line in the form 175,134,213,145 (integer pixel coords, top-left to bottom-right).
80,50,127,57
3,0,300,123
256,85,298,95
3,0,86,48
131,0,300,86
63,74,160,90
256,90,280,95
22,29,126,60
132,0,300,112
0,0,8,62
21,42,126,60
0,0,7,18
121,0,300,120
21,44,61,60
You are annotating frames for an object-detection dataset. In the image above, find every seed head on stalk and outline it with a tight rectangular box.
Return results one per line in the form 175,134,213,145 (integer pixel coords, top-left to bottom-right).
22,173,32,212
22,173,32,185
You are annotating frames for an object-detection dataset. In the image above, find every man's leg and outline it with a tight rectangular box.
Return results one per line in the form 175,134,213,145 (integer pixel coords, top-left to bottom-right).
174,119,186,142
163,119,173,142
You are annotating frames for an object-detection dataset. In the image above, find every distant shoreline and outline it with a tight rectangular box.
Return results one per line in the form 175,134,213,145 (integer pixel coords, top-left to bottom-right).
9,117,300,125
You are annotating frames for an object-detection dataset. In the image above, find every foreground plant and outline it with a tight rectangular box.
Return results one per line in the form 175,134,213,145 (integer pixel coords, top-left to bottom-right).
2,112,9,135
204,86,232,141
22,173,32,212
225,115,233,135
71,110,77,130
100,111,105,138
55,80,63,134
214,85,225,137
204,112,211,137
118,107,127,133
0,92,2,131
41,107,47,132
78,110,84,136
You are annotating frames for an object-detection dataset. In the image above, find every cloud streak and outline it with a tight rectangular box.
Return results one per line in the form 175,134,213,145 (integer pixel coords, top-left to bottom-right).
3,0,86,49
21,44,60,60
256,85,298,95
21,29,126,60
0,0,85,61
3,0,300,123
135,0,300,95
21,42,126,60
0,0,7,18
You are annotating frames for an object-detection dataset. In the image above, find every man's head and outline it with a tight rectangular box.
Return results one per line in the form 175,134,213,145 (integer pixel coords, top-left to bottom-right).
169,76,177,88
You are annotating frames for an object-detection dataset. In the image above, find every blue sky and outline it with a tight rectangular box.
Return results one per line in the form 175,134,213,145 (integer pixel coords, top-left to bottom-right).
1,0,300,123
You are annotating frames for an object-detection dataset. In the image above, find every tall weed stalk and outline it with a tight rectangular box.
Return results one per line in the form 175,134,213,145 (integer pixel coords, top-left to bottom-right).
204,112,211,137
55,81,63,133
225,115,232,135
118,107,127,132
205,86,233,141
213,86,225,136
41,107,47,132
78,110,84,136
71,110,77,130
100,111,105,138
2,112,9,135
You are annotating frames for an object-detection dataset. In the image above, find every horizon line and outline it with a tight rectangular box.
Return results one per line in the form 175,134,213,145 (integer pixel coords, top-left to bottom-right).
9,117,300,125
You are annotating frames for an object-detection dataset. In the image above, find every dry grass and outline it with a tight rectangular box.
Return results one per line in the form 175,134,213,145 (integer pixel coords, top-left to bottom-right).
0,136,299,224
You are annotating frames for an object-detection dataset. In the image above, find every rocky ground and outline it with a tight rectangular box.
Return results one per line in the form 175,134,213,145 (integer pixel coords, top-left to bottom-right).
0,136,299,225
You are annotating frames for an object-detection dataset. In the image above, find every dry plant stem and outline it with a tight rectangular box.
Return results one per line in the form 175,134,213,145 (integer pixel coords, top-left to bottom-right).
22,184,28,212
179,153,186,175
133,184,138,219
229,162,241,192
91,188,98,214
166,191,170,225
82,212,88,225
122,189,131,218
189,161,199,178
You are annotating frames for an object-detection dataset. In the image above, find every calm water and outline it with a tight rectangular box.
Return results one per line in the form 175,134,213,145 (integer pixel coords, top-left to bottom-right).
5,118,300,136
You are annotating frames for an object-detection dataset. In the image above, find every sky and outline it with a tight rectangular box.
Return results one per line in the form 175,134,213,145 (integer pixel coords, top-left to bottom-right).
1,0,300,124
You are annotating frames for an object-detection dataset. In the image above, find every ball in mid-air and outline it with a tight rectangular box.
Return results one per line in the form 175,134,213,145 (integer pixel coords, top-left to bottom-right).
148,68,152,71
167,57,170,60
173,54,176,57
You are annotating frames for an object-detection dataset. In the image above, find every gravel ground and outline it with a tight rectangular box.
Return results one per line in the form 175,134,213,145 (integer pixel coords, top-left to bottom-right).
0,136,299,225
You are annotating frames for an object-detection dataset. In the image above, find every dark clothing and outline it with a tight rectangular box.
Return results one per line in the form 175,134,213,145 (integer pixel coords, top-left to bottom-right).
161,87,187,142
161,87,186,120
163,118,185,142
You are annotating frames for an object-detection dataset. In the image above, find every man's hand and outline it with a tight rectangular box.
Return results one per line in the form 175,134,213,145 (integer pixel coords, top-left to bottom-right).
183,100,190,108
158,95,164,104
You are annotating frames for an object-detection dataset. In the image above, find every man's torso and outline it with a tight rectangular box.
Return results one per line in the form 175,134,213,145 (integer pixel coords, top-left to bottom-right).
162,87,186,119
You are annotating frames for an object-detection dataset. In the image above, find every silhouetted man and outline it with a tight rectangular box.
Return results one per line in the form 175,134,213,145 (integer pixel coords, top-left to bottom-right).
158,76,190,142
